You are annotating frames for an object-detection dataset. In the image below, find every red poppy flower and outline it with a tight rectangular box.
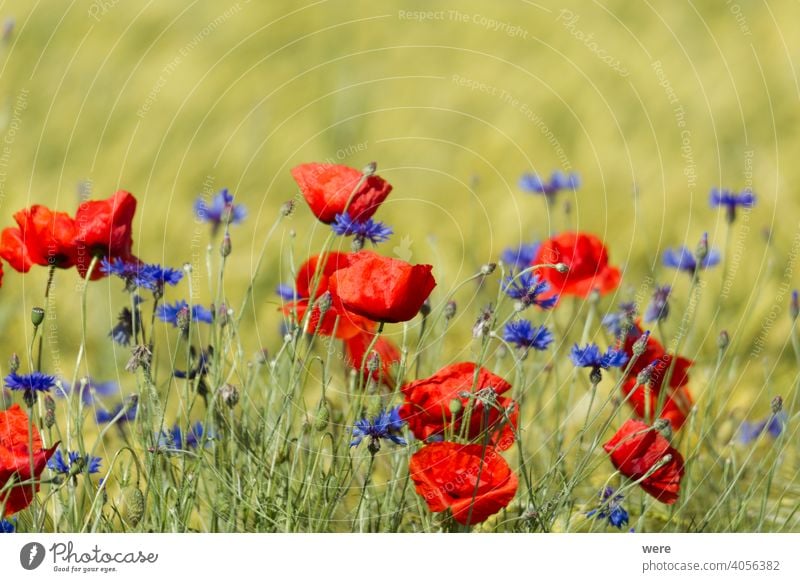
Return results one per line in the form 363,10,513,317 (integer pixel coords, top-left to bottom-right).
0,191,139,280
533,231,620,300
603,419,685,504
291,163,392,224
344,330,402,386
294,252,352,299
74,190,138,279
1,404,58,516
328,251,436,323
280,252,372,339
409,442,518,525
622,380,693,431
399,362,517,450
0,206,77,271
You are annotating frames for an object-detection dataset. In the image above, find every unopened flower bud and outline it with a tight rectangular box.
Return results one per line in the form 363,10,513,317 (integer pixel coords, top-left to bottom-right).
44,395,56,428
555,263,569,274
314,400,330,431
695,232,709,263
444,300,457,320
654,418,672,440
31,307,45,327
449,399,463,415
9,353,20,374
220,233,232,257
632,330,651,357
771,395,783,415
350,236,364,252
791,290,799,321
176,306,191,336
220,383,240,408
718,330,730,351
317,291,333,315
419,299,431,318
362,161,377,176
636,363,654,386
480,262,497,276
280,199,296,217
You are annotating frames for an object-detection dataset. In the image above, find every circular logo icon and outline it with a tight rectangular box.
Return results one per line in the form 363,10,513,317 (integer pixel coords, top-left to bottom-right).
20,542,46,570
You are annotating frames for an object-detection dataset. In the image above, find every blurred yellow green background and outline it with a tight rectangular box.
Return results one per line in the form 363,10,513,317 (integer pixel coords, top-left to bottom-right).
0,0,797,409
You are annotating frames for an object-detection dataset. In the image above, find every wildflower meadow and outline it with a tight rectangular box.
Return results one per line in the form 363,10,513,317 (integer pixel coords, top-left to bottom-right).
0,1,799,543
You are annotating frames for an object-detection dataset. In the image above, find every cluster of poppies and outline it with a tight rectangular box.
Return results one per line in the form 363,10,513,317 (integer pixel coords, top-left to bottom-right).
285,163,436,382
0,190,138,281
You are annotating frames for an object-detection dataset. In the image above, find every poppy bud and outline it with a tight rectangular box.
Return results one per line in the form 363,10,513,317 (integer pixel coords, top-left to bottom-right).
449,398,463,415
31,306,45,327
771,395,783,415
555,262,569,274
444,300,457,320
419,298,432,317
480,262,497,276
717,330,730,351
362,161,377,176
314,399,330,431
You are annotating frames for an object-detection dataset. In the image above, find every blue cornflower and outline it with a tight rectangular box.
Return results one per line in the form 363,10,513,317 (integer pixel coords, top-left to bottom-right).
0,519,15,533
519,170,580,196
570,343,629,370
351,407,407,453
586,487,629,529
500,242,540,269
4,371,55,399
157,301,214,326
331,212,393,245
109,295,144,346
101,259,183,293
503,320,554,351
48,450,102,475
276,283,298,301
738,412,787,444
194,188,247,234
663,240,721,274
602,302,638,337
502,271,558,310
54,377,119,406
156,422,210,452
174,347,212,381
95,400,138,424
710,187,756,223
644,285,671,323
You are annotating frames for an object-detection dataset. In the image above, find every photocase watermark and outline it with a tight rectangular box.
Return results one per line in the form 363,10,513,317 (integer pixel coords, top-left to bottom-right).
88,0,122,22
556,10,629,77
137,2,248,118
451,74,573,171
18,541,159,574
397,9,529,39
